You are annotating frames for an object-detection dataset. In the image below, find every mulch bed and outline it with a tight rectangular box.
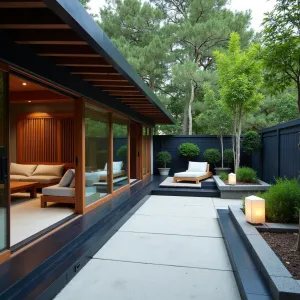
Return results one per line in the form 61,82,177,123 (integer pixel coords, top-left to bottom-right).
261,232,300,280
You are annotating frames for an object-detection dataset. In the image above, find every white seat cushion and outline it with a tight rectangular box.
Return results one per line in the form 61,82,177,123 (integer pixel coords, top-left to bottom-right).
10,163,37,177
187,162,207,172
10,174,29,181
32,164,64,177
85,172,102,187
174,172,207,178
104,162,123,171
59,169,74,187
42,184,75,197
20,175,61,184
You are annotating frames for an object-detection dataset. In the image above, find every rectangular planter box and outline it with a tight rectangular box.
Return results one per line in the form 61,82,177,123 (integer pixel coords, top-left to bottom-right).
214,175,270,199
229,205,300,300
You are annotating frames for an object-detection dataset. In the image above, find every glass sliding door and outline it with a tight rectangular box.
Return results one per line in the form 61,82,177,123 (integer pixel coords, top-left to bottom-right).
142,127,151,177
0,66,9,253
85,104,111,206
113,115,129,190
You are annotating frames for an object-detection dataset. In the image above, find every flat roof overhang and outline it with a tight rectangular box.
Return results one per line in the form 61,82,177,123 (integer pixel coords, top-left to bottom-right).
0,0,175,125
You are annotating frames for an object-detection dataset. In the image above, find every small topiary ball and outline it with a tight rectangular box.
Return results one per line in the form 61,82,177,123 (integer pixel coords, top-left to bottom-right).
179,143,200,159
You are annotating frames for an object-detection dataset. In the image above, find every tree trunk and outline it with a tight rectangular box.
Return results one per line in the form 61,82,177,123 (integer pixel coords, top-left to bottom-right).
182,100,189,135
188,81,195,135
235,110,243,172
220,135,224,168
232,109,237,172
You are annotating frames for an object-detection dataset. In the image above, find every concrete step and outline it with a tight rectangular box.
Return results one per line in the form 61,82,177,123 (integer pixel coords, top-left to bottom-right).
151,188,220,198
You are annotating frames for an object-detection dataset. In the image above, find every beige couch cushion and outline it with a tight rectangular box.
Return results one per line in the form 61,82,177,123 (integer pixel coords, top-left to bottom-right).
59,169,74,187
10,174,29,181
42,184,75,197
20,175,61,184
10,163,37,177
32,165,64,177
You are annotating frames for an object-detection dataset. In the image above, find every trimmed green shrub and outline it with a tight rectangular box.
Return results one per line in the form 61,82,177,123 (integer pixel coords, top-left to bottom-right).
242,131,261,155
116,145,127,159
156,151,172,168
223,149,234,166
257,178,300,223
179,143,200,159
219,172,228,181
203,149,221,167
236,167,258,183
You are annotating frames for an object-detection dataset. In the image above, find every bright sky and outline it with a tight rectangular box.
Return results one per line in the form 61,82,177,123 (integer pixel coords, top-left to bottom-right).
89,0,276,32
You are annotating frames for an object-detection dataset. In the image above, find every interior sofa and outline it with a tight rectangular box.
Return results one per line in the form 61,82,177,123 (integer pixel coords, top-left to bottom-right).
173,162,212,184
10,163,65,188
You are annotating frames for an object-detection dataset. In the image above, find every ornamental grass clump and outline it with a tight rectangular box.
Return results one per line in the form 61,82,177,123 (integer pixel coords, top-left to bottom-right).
219,172,228,181
236,167,258,183
179,143,200,159
256,178,300,223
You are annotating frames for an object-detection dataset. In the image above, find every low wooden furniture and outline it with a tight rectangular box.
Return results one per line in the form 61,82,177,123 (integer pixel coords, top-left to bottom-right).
10,181,38,198
173,163,213,184
40,195,75,208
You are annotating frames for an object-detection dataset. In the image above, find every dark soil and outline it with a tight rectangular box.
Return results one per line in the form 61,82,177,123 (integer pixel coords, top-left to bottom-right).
261,232,300,280
223,180,261,185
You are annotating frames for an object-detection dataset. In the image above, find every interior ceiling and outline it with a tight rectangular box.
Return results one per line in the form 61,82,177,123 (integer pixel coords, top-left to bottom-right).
0,0,171,124
9,74,47,91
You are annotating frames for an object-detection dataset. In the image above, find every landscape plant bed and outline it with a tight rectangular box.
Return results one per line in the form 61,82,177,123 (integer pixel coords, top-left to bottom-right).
214,175,269,199
261,232,300,280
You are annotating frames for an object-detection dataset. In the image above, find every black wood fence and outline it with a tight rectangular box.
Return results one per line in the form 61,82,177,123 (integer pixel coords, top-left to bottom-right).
153,118,300,184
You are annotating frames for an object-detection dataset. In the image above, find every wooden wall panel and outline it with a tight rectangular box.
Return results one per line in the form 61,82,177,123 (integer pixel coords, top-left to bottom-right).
17,114,74,164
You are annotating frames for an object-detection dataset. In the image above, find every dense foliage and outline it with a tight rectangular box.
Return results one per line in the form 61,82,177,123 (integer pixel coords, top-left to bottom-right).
262,0,300,113
223,149,234,166
219,173,228,181
236,167,258,183
179,143,200,159
116,145,128,159
257,178,300,223
156,151,172,168
203,149,221,167
242,131,261,155
214,33,263,171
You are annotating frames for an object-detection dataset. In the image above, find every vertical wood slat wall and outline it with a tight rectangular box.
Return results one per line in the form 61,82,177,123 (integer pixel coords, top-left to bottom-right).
17,114,74,164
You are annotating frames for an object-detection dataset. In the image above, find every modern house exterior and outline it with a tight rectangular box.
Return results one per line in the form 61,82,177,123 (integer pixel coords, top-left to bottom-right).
0,1,174,296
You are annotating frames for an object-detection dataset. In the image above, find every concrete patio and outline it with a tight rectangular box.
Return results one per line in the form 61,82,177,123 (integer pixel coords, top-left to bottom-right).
55,195,243,300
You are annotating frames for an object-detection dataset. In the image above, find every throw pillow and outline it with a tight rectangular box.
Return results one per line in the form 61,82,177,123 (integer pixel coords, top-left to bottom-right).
32,164,64,177
59,169,74,187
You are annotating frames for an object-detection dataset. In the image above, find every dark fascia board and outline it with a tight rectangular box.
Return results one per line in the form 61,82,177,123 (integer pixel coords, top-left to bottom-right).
0,32,154,126
43,0,175,125
259,118,300,134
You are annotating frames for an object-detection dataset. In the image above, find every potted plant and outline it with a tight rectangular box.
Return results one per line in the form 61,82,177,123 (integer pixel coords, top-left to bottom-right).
156,151,172,176
203,149,220,172
215,149,233,175
178,143,200,160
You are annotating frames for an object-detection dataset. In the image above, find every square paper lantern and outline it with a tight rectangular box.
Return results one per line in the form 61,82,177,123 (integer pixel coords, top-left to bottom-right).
228,173,236,185
245,195,265,224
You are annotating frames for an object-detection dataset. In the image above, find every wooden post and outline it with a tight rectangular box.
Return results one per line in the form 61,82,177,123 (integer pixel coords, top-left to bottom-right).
127,119,130,184
108,113,113,194
74,98,85,214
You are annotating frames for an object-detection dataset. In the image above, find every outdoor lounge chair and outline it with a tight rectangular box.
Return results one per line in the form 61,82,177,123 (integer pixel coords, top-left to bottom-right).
173,161,213,184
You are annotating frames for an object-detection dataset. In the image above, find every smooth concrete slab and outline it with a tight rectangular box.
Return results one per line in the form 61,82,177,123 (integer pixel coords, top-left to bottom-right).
119,214,222,237
135,196,216,218
213,198,243,207
55,259,241,300
94,231,232,271
144,195,214,206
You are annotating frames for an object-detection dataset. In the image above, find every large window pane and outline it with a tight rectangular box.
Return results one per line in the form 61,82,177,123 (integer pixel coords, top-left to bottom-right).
85,106,110,206
113,116,128,190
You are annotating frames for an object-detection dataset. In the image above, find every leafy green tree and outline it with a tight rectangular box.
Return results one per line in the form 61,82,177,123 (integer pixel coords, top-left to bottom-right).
151,0,253,134
78,0,90,9
100,0,168,90
195,85,231,167
214,33,264,171
262,0,300,113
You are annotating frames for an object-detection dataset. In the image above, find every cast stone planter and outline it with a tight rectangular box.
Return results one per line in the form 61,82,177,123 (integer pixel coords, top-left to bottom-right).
158,168,170,176
214,175,270,199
